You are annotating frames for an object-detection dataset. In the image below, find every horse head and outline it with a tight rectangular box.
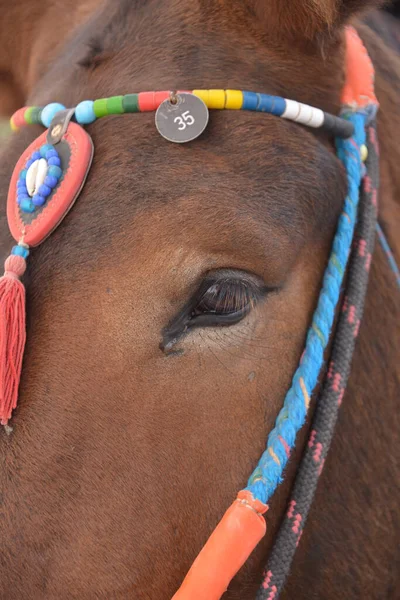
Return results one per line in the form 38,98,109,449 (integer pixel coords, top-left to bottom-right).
0,1,398,598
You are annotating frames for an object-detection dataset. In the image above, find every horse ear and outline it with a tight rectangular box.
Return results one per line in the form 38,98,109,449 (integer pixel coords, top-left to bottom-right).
250,0,383,39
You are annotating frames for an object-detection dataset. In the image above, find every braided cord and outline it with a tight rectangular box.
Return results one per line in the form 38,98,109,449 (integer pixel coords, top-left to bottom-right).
245,112,367,505
256,121,379,599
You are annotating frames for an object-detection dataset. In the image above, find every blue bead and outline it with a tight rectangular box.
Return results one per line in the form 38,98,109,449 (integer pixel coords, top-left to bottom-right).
44,175,58,188
75,100,96,125
17,193,29,202
11,245,29,259
17,180,27,189
48,165,62,179
47,156,61,167
40,144,54,158
19,169,28,181
242,91,259,111
257,94,286,116
32,194,46,207
25,158,34,169
31,151,41,161
38,184,51,197
45,149,58,159
41,102,66,128
20,198,36,213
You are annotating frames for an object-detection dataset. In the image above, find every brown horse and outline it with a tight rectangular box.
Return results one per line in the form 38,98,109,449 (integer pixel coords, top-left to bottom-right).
0,1,399,598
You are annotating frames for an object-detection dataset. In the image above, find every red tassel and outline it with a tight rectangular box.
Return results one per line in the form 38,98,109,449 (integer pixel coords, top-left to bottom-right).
0,254,26,425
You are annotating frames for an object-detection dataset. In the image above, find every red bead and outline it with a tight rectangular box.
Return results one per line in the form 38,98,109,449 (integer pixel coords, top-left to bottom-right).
138,92,156,111
154,91,171,108
12,108,28,128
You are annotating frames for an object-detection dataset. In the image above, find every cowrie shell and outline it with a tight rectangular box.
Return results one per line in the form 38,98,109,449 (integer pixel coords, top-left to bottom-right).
26,158,48,196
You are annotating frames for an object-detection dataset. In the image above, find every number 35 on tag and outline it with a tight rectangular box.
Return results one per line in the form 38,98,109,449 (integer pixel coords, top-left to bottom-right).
155,93,209,143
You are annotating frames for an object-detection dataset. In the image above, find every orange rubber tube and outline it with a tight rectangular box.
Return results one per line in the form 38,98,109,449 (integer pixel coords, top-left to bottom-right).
172,491,268,600
341,26,378,108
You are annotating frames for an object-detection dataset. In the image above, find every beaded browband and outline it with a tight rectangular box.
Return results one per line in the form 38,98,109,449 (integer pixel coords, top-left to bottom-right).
9,89,355,216
12,88,354,137
2,26,378,600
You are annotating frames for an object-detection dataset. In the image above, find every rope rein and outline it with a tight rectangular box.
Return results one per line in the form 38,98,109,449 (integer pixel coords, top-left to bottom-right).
245,111,368,506
257,121,379,599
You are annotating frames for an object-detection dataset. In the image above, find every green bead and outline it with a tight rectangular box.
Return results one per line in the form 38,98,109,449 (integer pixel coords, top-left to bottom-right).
31,107,43,125
93,99,108,118
24,107,35,124
106,95,124,114
122,94,139,113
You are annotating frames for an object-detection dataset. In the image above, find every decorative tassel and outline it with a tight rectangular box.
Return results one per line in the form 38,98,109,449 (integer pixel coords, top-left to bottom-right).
0,252,27,425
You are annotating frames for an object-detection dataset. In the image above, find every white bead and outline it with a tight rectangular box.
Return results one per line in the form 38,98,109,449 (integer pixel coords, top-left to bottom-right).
282,100,324,128
307,107,324,128
26,158,48,197
296,103,314,125
282,100,301,121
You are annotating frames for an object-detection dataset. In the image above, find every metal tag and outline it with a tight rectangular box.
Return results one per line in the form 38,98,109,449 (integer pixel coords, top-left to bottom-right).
155,93,209,143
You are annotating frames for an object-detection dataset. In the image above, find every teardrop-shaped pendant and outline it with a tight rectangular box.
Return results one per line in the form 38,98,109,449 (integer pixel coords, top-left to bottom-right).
8,122,93,247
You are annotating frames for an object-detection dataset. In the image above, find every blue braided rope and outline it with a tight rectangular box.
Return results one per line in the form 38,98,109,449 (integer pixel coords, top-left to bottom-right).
245,112,367,505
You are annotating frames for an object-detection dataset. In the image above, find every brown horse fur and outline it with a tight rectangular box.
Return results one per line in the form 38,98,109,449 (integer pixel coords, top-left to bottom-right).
0,1,398,598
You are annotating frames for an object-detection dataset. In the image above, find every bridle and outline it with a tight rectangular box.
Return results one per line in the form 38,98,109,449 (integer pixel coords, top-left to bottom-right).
1,25,398,600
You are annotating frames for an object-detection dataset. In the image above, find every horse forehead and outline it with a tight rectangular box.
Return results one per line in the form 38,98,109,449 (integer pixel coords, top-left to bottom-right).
78,112,341,240
3,4,345,268
0,107,340,285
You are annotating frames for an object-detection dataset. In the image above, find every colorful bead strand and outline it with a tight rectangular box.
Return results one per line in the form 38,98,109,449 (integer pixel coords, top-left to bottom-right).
10,90,355,138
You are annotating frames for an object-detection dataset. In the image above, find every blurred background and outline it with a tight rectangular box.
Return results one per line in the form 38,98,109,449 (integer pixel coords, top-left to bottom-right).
0,121,9,142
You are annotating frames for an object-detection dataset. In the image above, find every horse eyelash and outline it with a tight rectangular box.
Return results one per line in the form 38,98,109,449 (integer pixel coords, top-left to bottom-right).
161,273,271,352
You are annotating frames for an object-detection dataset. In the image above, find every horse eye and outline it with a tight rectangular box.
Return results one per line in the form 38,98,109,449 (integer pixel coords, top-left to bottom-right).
161,270,270,352
191,280,254,323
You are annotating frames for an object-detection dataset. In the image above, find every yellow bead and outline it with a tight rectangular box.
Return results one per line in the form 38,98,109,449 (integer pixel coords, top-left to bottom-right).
361,144,368,162
208,89,225,109
10,119,19,132
225,90,243,110
192,90,210,107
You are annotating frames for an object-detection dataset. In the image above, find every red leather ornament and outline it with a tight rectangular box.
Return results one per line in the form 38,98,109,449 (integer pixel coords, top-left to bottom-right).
7,122,93,247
